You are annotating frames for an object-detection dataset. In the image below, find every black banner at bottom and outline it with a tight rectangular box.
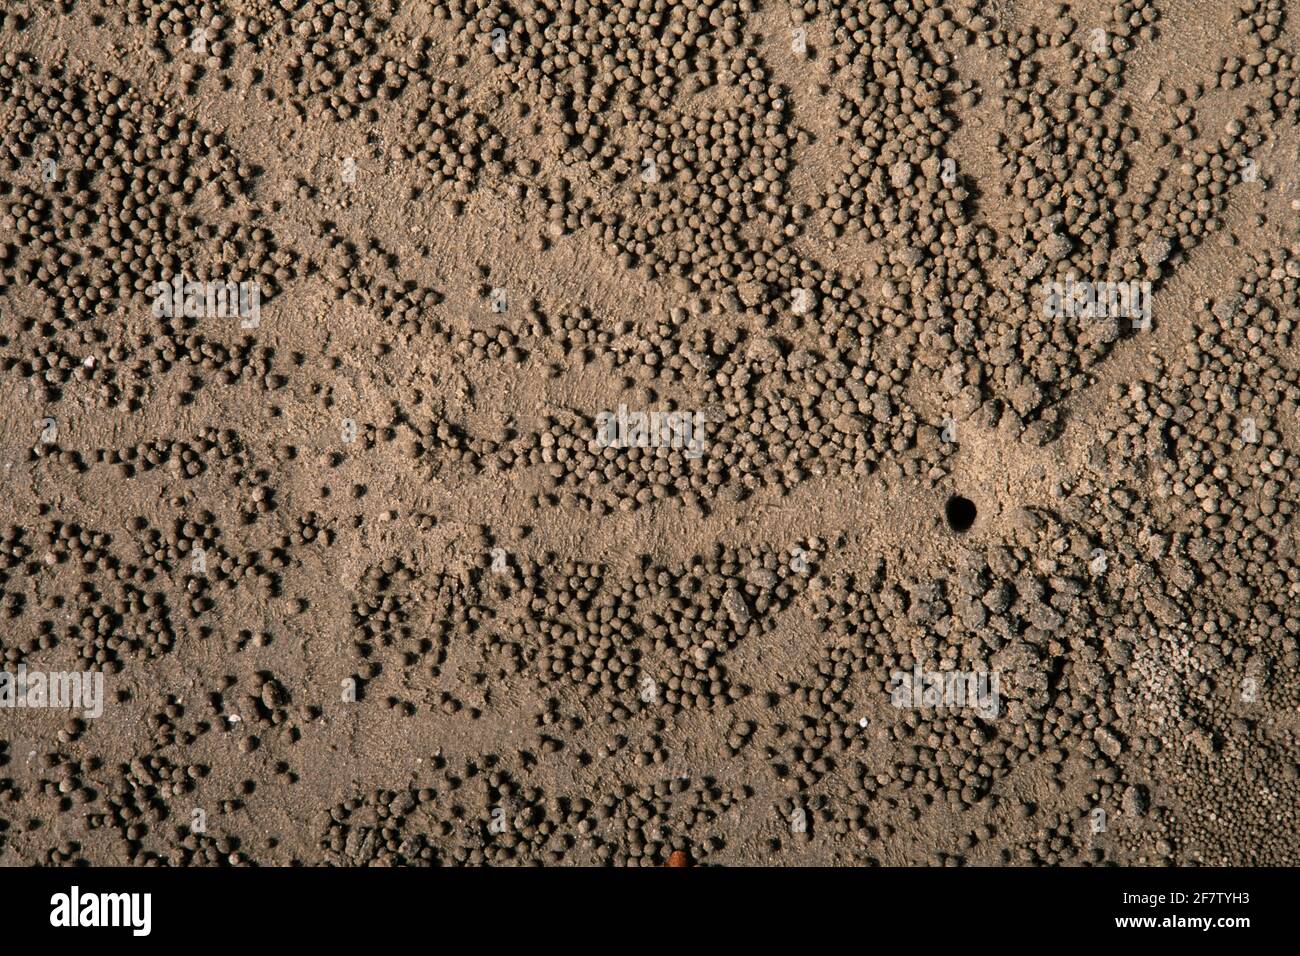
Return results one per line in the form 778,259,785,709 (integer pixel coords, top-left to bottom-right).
0,865,1284,944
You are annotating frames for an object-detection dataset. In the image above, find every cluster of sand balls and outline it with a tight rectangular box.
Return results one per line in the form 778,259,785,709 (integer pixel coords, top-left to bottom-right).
317,764,740,866
0,0,1298,867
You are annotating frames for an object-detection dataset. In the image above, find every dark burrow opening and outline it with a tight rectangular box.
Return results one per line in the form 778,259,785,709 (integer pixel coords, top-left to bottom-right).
945,495,977,532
